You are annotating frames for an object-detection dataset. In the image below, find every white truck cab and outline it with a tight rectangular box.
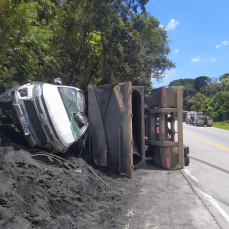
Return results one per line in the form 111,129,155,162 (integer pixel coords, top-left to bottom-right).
0,79,88,152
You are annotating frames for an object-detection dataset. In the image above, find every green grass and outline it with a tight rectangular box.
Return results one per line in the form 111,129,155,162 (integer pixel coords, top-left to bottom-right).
213,122,229,130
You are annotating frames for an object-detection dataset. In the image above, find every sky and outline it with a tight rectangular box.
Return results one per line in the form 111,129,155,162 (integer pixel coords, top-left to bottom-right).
146,0,229,87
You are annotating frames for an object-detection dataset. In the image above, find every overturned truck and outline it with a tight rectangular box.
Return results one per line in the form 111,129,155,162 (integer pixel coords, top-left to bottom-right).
89,82,189,177
0,79,88,153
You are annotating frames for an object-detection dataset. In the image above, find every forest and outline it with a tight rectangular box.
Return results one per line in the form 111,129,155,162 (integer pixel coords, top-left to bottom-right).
0,0,175,94
169,73,229,121
2,0,227,122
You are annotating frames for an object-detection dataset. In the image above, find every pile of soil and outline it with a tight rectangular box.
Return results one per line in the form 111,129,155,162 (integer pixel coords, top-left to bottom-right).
0,120,137,229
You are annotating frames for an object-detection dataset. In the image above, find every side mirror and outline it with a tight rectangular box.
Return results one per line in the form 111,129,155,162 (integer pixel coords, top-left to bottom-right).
54,78,62,85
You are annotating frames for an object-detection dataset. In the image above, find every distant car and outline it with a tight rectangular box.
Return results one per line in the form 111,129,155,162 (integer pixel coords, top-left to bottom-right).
0,79,88,152
203,115,213,127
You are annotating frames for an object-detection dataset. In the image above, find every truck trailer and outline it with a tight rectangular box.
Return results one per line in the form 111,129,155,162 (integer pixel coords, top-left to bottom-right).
89,82,189,177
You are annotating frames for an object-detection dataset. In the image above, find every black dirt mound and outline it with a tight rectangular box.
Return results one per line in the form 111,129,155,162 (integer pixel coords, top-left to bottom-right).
0,112,142,229
0,146,137,229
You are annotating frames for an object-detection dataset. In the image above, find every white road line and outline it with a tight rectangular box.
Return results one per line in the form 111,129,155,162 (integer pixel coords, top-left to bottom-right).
184,169,229,224
199,189,229,223
184,169,199,183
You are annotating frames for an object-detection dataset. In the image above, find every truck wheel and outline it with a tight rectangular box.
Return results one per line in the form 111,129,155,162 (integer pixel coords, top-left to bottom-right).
183,145,189,155
185,156,190,166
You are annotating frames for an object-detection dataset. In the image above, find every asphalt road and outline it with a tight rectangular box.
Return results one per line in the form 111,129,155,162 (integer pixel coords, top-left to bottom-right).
183,123,229,228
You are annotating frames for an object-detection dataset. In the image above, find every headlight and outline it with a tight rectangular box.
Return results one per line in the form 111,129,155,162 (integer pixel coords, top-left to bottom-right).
18,88,28,97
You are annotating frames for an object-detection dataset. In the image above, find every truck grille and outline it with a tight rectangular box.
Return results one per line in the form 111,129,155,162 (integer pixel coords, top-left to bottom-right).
24,100,47,146
35,97,54,141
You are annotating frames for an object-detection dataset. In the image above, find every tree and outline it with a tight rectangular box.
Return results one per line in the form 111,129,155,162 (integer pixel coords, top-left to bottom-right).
0,0,174,94
167,75,229,121
186,98,197,111
219,73,229,81
194,76,210,91
188,88,197,97
132,13,175,83
205,82,222,97
183,83,193,90
212,92,224,121
222,76,229,91
0,0,59,90
186,92,206,111
169,78,194,87
201,98,214,118
171,82,182,86
53,6,175,90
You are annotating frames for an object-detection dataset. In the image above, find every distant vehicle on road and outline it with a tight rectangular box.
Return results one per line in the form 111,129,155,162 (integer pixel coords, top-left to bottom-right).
203,114,213,127
187,111,213,127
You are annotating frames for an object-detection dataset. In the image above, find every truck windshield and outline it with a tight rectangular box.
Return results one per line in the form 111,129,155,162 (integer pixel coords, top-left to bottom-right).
58,87,86,120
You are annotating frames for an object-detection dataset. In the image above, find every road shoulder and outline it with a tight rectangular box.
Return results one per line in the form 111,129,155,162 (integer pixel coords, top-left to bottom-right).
181,168,229,229
126,165,220,229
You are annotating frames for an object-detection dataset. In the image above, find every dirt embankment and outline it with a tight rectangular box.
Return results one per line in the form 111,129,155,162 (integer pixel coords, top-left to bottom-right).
0,121,137,229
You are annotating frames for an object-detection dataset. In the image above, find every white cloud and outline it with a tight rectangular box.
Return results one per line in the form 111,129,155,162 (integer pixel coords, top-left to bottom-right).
162,69,177,79
191,58,200,62
221,40,228,45
216,40,228,48
210,58,216,62
167,69,177,77
166,19,179,31
174,49,179,55
159,24,164,29
151,69,177,80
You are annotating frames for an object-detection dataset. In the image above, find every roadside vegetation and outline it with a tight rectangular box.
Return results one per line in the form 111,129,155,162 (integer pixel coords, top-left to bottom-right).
169,73,229,122
212,121,229,131
0,0,175,94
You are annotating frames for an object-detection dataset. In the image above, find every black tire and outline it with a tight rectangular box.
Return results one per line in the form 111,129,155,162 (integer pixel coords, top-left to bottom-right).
183,88,188,97
183,145,189,155
183,98,188,107
185,156,190,166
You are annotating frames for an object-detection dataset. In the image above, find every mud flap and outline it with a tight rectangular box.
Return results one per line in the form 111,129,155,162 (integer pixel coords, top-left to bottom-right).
160,146,185,169
160,147,171,169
